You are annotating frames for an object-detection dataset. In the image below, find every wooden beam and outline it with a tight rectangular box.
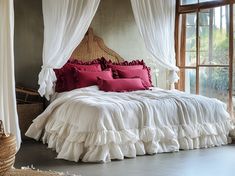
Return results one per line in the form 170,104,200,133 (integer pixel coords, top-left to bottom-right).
175,0,180,67
179,14,187,91
178,0,233,13
178,66,197,69
228,2,234,116
175,0,180,90
196,11,199,94
198,64,229,67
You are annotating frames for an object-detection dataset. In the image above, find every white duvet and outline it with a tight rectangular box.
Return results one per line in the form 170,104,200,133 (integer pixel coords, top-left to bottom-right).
26,86,234,162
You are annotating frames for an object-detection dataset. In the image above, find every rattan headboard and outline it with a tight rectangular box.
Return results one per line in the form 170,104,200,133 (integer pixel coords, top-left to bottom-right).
70,28,124,63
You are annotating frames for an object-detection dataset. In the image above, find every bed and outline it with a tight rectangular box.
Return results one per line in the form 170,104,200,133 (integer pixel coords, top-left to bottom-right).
26,28,234,163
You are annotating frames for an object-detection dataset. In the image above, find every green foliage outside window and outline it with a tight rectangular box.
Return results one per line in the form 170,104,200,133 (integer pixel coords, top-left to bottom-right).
186,9,229,99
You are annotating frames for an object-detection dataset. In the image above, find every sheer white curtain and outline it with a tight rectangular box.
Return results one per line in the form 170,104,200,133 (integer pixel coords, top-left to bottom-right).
0,0,21,149
39,0,100,99
130,0,179,87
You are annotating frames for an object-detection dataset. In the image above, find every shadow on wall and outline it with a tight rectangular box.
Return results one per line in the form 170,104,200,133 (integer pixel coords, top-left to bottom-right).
14,0,43,90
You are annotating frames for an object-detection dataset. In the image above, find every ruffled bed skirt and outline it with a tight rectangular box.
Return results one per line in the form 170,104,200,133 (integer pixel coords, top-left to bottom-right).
26,120,233,163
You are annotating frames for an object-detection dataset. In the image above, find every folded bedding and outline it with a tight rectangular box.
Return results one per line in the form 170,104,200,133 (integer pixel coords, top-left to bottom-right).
26,86,234,162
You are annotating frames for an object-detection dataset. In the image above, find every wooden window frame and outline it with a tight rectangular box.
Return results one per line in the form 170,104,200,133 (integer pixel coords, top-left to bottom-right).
175,0,234,115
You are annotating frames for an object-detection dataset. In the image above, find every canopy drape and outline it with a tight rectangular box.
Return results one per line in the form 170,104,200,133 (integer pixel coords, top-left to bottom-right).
0,0,21,150
39,0,100,99
130,0,179,86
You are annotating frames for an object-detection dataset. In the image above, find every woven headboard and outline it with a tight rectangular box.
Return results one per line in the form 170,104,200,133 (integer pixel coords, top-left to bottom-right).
70,28,124,63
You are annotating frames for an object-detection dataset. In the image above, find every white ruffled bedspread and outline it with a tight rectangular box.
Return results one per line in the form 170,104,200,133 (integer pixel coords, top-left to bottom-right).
26,86,234,162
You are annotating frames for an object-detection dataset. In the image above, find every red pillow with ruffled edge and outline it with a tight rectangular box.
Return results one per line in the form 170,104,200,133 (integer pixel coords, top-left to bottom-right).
107,59,152,86
108,64,143,78
117,68,152,88
75,69,113,88
109,64,144,70
68,57,108,70
54,61,102,92
97,78,147,92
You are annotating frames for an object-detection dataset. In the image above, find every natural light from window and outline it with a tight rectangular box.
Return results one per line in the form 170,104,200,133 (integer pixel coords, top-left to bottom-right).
176,0,234,115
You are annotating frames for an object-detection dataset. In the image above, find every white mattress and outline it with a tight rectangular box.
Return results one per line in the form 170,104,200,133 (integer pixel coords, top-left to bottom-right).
26,86,234,162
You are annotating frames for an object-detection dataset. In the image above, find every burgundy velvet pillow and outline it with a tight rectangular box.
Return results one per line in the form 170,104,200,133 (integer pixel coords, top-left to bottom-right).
97,78,147,92
109,65,144,79
54,63,102,92
54,64,74,92
108,59,146,68
109,64,144,70
69,57,108,70
107,60,152,87
75,69,113,88
117,68,152,87
73,63,102,71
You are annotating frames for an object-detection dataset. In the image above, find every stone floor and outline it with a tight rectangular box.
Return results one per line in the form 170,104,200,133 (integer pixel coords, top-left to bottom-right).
15,140,235,176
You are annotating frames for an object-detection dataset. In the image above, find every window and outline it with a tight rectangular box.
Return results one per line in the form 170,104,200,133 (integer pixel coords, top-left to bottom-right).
175,0,234,115
181,0,222,5
181,0,198,5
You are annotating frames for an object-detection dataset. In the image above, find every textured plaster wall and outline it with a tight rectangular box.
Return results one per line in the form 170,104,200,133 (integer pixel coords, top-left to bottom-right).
91,0,167,88
14,0,167,89
14,0,43,89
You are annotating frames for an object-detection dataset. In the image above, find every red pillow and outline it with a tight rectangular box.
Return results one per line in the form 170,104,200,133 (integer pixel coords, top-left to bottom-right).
107,60,152,86
69,57,108,70
109,64,144,70
109,65,143,78
75,69,113,88
108,59,146,69
73,63,102,71
117,68,152,87
54,63,102,92
97,78,147,92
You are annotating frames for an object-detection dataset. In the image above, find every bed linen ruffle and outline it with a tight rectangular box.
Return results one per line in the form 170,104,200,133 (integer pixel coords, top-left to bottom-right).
26,119,233,162
26,86,234,162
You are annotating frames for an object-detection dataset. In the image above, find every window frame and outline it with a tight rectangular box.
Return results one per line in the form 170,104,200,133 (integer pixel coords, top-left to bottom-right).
175,0,234,114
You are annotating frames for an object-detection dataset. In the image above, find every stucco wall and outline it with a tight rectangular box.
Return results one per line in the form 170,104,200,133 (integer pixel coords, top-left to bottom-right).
14,0,167,89
14,0,43,89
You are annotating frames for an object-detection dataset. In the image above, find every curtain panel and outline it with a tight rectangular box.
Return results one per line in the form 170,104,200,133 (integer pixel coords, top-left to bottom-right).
0,0,21,150
130,0,179,86
39,0,100,99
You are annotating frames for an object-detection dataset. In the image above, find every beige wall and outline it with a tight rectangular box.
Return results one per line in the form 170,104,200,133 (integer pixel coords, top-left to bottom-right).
14,0,43,89
91,0,167,88
14,0,167,89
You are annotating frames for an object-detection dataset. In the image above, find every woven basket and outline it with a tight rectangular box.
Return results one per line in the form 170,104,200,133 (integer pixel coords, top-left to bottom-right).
0,120,16,176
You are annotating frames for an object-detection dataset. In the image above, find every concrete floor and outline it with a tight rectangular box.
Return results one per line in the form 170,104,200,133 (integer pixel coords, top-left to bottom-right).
15,140,235,176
